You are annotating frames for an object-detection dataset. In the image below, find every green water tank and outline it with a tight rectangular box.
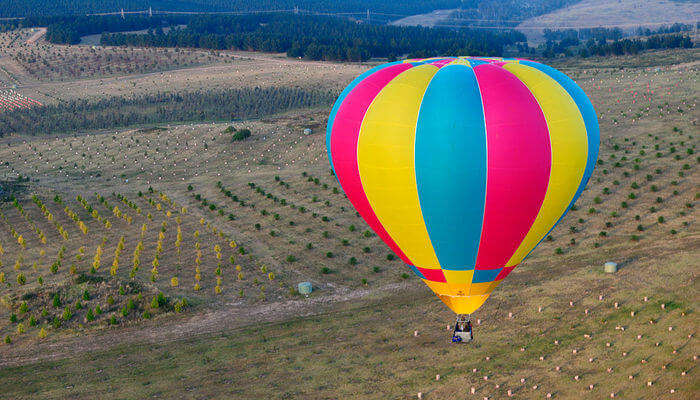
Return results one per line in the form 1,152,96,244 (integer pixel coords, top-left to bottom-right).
298,282,312,295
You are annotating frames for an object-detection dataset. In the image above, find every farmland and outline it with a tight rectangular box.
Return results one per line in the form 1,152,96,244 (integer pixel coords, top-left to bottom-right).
0,28,698,400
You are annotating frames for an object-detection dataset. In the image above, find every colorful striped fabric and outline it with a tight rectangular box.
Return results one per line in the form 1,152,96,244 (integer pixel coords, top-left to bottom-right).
326,57,599,314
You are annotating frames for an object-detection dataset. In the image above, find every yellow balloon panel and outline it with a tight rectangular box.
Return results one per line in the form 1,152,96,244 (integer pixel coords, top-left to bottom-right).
357,64,441,268
502,63,588,267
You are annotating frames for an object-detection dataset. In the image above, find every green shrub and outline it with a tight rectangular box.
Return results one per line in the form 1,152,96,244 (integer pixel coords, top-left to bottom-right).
52,294,61,308
61,307,72,321
231,128,252,141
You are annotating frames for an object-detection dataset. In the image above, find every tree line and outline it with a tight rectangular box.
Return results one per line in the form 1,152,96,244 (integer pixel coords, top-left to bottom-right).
0,86,335,136
582,34,694,57
635,23,697,37
543,23,697,43
99,14,526,61
539,33,694,58
543,27,624,43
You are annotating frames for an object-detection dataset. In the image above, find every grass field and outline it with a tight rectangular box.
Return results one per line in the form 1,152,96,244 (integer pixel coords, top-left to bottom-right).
0,34,697,399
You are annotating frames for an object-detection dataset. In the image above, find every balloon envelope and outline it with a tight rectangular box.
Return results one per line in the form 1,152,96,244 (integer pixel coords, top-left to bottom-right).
326,57,599,314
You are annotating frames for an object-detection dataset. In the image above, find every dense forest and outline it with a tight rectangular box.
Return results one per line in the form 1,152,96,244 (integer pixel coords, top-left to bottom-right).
41,15,190,44
98,14,525,61
0,86,335,136
1,0,463,19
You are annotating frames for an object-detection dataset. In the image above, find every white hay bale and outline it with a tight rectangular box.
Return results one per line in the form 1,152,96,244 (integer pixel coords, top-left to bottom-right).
604,262,618,273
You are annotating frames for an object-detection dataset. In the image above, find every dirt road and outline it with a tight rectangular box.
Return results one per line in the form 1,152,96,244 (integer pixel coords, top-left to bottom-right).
25,27,46,44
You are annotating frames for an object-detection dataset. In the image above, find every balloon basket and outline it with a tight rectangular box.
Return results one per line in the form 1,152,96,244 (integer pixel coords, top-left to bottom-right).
451,314,473,343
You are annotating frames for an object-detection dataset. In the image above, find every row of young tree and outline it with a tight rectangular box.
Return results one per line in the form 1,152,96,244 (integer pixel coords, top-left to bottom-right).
99,14,526,61
0,86,335,136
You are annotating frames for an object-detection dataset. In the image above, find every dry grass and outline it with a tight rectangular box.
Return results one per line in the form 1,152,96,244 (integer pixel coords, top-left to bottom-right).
518,0,700,43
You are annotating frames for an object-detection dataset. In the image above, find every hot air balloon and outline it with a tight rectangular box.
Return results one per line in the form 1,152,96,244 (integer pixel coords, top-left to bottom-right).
326,57,599,339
